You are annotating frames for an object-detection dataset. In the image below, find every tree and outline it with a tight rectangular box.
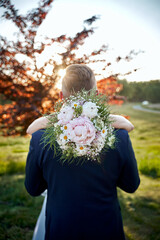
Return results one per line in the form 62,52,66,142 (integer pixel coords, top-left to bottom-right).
118,79,160,103
97,76,125,105
0,0,138,135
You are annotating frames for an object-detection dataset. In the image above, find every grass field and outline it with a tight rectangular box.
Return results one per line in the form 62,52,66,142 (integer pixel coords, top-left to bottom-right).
0,103,160,240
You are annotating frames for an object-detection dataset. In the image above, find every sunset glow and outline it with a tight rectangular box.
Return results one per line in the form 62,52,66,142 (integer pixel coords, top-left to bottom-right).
55,69,66,89
58,69,66,79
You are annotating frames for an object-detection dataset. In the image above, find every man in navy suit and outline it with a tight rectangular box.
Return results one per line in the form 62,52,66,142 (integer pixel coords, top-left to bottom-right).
25,64,140,240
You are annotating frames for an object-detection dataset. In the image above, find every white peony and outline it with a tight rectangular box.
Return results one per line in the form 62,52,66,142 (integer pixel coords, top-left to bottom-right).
82,101,98,119
57,106,74,125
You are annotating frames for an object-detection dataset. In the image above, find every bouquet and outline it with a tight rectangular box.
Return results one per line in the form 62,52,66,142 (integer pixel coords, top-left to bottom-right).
42,89,116,165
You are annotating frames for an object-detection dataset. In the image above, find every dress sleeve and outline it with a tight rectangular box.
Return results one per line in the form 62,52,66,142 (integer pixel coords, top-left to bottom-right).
117,133,140,193
25,134,47,197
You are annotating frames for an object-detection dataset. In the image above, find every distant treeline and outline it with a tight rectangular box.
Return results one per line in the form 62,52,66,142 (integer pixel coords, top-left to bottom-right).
119,80,160,103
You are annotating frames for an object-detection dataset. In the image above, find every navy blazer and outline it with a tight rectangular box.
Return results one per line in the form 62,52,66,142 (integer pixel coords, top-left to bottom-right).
25,129,140,240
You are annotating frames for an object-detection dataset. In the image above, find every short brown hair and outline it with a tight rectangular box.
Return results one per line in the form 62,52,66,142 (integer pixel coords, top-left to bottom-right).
62,64,96,97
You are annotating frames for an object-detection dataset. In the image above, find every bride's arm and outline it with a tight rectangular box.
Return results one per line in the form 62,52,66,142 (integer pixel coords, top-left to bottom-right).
26,117,49,135
27,114,134,135
109,114,134,132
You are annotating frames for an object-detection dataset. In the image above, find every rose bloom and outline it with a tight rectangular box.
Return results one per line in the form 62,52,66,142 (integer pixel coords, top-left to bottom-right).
57,106,74,125
67,116,96,145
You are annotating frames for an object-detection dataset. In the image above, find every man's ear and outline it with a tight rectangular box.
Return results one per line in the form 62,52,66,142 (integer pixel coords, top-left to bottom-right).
59,91,63,100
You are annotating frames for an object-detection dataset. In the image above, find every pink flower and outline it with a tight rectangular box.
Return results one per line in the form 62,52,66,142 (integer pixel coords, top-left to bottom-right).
67,116,96,145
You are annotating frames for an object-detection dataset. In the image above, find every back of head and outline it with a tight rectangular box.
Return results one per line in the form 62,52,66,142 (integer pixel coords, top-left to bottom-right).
62,64,96,98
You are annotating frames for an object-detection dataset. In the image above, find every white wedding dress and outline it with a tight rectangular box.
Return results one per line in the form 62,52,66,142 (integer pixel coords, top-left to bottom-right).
32,191,47,240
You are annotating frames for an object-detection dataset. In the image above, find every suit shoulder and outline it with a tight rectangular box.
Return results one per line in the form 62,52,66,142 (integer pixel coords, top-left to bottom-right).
32,129,45,141
115,129,128,137
114,129,129,146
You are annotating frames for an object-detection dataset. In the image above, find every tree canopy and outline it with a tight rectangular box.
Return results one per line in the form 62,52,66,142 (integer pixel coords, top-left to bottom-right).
0,0,138,135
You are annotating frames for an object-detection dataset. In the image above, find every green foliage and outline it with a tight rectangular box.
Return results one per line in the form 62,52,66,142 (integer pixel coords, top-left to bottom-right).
119,80,160,103
0,136,29,176
41,127,62,158
0,174,44,240
74,105,83,117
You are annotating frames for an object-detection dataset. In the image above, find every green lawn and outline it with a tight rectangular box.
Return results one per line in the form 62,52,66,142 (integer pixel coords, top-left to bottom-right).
111,103,160,178
0,103,160,240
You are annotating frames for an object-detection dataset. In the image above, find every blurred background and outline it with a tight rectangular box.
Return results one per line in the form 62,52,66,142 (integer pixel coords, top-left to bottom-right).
0,0,159,239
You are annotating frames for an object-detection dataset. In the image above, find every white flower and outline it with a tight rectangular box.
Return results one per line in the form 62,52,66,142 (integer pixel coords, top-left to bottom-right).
57,106,74,125
71,102,79,108
61,124,69,132
82,101,98,119
108,135,115,147
76,145,88,156
58,133,69,145
101,127,108,138
93,133,105,152
108,124,114,134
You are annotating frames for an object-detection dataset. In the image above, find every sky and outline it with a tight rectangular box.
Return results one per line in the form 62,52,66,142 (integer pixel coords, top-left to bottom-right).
0,0,160,82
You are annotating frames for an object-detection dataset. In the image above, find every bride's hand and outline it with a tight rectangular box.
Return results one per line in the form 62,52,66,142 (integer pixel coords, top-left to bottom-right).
26,117,49,135
109,114,134,132
27,114,134,135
